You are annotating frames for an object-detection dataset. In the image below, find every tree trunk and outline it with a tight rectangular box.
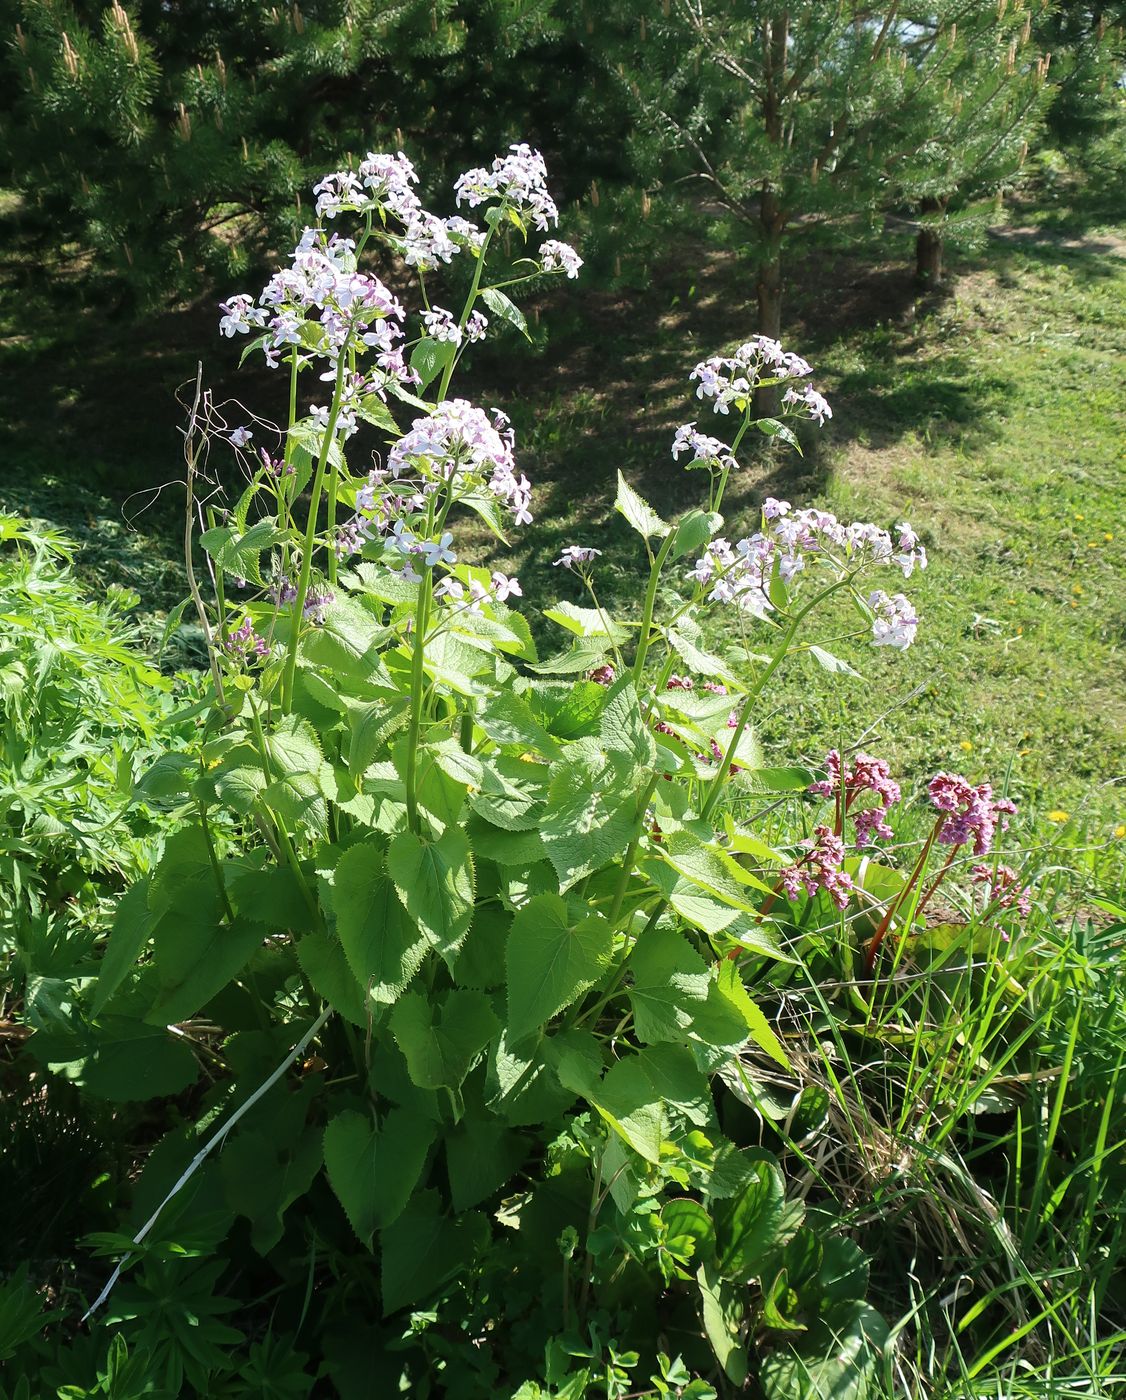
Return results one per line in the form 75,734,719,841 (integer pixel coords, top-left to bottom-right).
915,195,948,286
754,214,784,417
915,227,944,285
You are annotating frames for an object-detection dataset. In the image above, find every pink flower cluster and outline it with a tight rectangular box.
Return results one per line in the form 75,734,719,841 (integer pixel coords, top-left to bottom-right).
928,772,1018,857
780,826,854,910
971,863,1032,919
809,749,901,846
224,616,270,662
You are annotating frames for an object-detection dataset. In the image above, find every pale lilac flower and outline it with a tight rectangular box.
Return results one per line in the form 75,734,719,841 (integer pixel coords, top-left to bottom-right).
553,545,602,569
589,664,616,685
782,383,833,425
219,294,266,337
303,586,335,624
420,532,457,568
229,426,254,449
445,215,487,251
224,615,270,661
690,336,819,415
540,239,583,278
893,522,927,578
490,571,522,601
869,590,919,650
402,211,458,270
762,498,791,521
454,143,559,231
465,310,489,344
434,577,465,603
421,307,462,345
671,423,736,470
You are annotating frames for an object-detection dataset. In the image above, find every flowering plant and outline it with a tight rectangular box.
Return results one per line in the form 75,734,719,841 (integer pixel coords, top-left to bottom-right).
79,145,938,1394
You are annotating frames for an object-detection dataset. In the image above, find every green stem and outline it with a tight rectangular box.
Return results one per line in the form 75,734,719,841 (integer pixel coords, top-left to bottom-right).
198,800,234,924
605,775,661,930
698,577,850,824
436,223,495,403
631,529,677,687
280,351,349,713
404,567,434,834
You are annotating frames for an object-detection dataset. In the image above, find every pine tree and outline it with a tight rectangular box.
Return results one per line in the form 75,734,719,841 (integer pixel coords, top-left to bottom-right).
885,4,1052,286
0,0,606,303
594,1,1053,352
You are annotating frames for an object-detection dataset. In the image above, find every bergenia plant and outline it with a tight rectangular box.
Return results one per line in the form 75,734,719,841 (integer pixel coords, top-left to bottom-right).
89,144,931,1388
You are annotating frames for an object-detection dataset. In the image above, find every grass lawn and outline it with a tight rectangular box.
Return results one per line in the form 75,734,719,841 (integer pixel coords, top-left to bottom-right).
1,195,1123,832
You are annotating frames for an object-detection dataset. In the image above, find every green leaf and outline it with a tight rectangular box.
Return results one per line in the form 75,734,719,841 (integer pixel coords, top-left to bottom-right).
505,894,613,1043
540,749,641,892
714,962,791,1069
697,1261,748,1386
221,1121,323,1254
480,286,531,338
199,520,288,586
600,679,656,772
745,766,820,792
468,755,549,831
301,593,392,684
669,510,722,561
323,1107,435,1247
387,827,475,969
543,600,630,643
759,1302,889,1400
713,1157,786,1281
659,831,767,909
297,929,368,1027
390,989,499,1092
75,1019,198,1101
662,1198,717,1269
409,337,455,390
332,841,429,1006
380,1191,488,1315
666,626,738,687
445,1115,527,1211
808,645,862,678
146,909,264,1026
614,471,669,539
348,697,410,777
627,925,710,1044
478,692,561,759
95,879,157,1012
135,752,198,801
755,417,802,453
530,638,614,675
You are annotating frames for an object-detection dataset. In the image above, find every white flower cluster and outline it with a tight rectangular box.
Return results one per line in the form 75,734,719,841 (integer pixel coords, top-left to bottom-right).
387,399,531,527
671,423,737,470
435,571,523,610
455,143,559,231
539,239,583,279
687,500,925,647
690,336,819,416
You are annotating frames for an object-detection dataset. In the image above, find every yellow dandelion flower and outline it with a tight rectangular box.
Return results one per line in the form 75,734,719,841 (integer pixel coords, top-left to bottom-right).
1088,541,1100,549
959,740,973,752
1105,532,1114,542
1115,824,1126,840
1072,584,1084,596
1075,512,1085,521
1046,809,1070,824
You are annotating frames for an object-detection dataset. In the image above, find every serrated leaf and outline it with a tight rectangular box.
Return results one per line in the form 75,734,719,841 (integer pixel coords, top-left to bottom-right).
390,989,499,1091
146,909,264,1026
332,841,428,1006
715,962,790,1070
669,509,722,561
409,337,456,391
387,827,475,968
542,601,630,643
380,1191,488,1315
323,1107,435,1247
615,471,669,540
808,645,862,678
505,894,612,1043
95,879,157,1012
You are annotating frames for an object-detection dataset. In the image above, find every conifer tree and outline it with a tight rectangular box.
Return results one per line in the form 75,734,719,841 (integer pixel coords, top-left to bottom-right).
0,0,604,303
595,1,1052,348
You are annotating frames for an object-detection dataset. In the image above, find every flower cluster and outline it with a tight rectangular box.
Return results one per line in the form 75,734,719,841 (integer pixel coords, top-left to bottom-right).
671,423,737,470
928,772,1018,856
810,749,901,846
223,616,270,662
686,499,925,647
539,239,583,278
554,545,602,570
690,336,815,416
455,143,559,230
780,826,854,910
385,400,531,527
971,863,1032,919
434,571,522,611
